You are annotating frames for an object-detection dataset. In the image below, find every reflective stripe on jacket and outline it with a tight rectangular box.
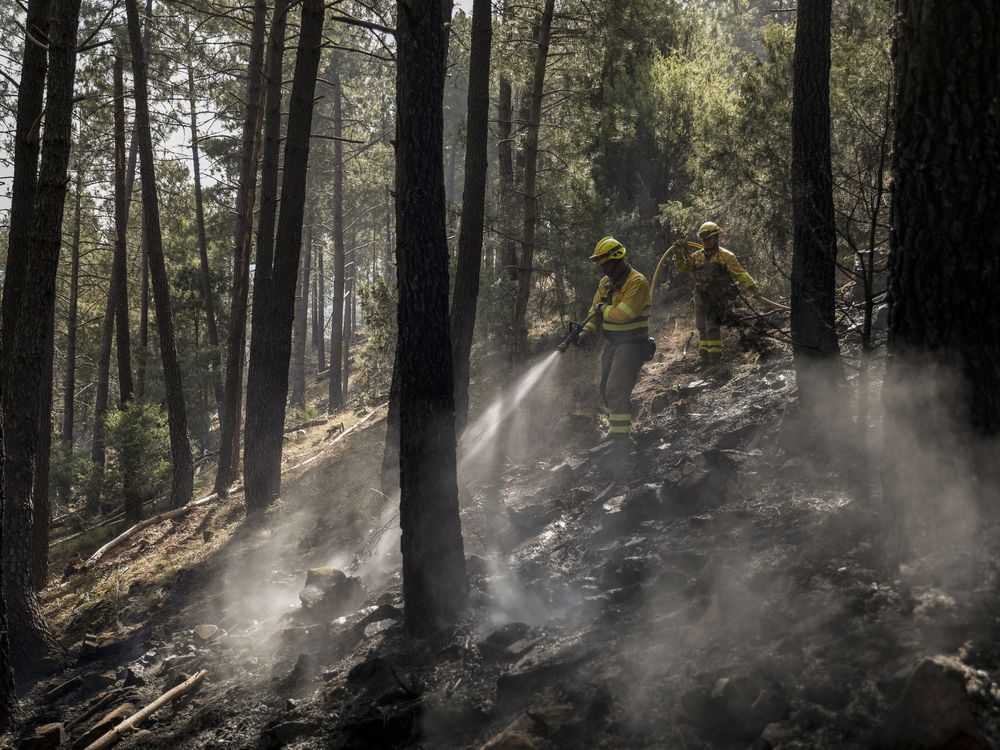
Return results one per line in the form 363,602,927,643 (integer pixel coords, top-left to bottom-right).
583,266,651,342
674,246,757,292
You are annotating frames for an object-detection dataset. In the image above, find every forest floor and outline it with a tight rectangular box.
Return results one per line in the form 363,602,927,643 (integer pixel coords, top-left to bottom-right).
13,297,1000,749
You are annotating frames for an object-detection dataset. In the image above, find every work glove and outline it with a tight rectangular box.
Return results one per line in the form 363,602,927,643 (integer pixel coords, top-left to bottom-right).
594,302,608,315
574,329,592,349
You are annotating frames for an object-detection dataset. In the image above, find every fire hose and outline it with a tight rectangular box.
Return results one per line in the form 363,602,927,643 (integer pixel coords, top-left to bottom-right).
651,238,790,312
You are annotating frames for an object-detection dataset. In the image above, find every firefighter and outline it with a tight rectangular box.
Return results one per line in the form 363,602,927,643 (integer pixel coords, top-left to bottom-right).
672,221,759,369
573,236,653,450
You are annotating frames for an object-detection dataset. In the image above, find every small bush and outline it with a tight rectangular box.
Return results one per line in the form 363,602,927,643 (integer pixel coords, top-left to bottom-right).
355,278,397,404
49,443,98,506
104,400,171,506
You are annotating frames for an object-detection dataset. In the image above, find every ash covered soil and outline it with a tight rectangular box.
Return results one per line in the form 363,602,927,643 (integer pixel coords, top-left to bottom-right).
16,306,1000,750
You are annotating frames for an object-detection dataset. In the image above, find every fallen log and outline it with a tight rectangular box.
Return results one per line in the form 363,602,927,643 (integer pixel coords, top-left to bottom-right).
82,487,235,570
81,670,208,750
285,404,387,474
284,417,329,433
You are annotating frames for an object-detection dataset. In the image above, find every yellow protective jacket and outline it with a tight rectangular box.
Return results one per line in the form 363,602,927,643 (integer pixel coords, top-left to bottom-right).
673,246,757,295
583,265,651,343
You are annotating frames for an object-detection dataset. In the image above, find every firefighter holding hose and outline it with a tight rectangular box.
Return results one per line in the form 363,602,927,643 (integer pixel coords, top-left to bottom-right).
671,221,760,370
564,236,653,455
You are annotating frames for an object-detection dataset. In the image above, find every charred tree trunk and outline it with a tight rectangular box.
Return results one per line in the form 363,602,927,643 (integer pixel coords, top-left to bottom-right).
3,0,51,594
291,208,314,409
511,0,555,364
125,0,194,508
450,0,492,433
394,0,468,637
0,415,17,729
187,40,225,416
887,0,1000,436
328,65,347,412
3,0,82,681
243,0,326,512
1,0,49,353
32,311,54,590
789,0,842,405
215,0,268,495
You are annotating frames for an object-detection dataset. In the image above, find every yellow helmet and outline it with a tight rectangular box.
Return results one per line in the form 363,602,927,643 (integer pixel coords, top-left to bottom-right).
590,236,626,264
697,221,723,240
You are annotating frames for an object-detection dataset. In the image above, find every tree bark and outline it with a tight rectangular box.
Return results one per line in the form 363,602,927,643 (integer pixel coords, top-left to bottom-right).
187,37,225,416
394,0,469,637
887,0,1000,435
4,0,51,596
215,0,268,495
4,0,82,681
290,209,314,408
1,0,49,356
789,0,842,405
511,0,555,364
450,0,493,433
0,410,17,729
136,230,149,398
32,310,54,590
243,0,326,512
328,64,347,412
125,0,194,509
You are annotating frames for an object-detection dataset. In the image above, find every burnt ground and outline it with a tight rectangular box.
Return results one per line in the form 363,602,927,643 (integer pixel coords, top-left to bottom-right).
10,299,1000,750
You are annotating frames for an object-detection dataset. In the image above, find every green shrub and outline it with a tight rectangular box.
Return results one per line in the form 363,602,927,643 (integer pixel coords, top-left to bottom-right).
104,400,171,505
355,278,397,405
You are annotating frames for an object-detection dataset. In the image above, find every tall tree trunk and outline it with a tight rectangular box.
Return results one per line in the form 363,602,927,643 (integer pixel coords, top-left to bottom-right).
187,37,225,416
1,0,49,353
0,411,17,729
112,54,138,520
125,0,194,509
3,0,51,594
450,0,493,433
496,73,516,281
89,191,127,513
215,0,268,495
315,239,326,371
291,209,314,408
3,0,82,681
383,183,394,281
789,0,841,407
136,232,149,398
511,0,555,364
32,311,54,590
328,65,347,412
127,0,153,401
887,0,1000,436
394,0,468,637
61,168,83,450
344,250,353,394
244,0,326,512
